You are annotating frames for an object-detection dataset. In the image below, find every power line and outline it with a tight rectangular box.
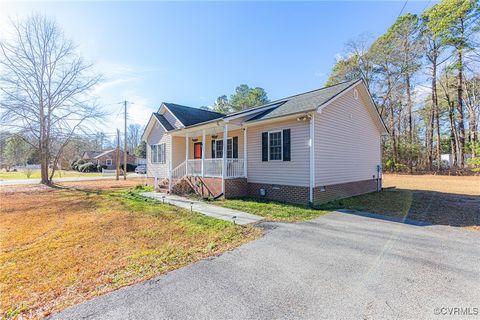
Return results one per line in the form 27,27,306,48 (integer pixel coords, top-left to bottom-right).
397,0,408,20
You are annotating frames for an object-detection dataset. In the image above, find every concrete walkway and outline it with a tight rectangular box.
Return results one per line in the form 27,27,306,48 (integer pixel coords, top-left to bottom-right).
140,192,263,225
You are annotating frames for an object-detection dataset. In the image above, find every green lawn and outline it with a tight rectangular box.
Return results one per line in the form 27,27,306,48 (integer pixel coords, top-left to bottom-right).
215,198,330,222
0,170,102,180
215,190,414,223
317,189,413,219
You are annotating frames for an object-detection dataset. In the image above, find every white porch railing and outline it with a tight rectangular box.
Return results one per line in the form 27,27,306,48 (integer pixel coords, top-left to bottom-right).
184,159,244,178
170,161,186,188
225,159,245,178
167,158,245,192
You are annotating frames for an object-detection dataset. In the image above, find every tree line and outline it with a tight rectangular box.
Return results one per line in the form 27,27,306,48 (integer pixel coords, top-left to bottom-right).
326,0,479,171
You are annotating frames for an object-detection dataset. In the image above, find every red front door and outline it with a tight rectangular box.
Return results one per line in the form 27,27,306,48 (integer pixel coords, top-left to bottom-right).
194,142,202,159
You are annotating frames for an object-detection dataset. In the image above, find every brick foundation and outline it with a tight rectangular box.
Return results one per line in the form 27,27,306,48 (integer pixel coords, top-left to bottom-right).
246,182,309,205
224,178,248,198
171,176,381,205
197,177,223,197
313,178,380,205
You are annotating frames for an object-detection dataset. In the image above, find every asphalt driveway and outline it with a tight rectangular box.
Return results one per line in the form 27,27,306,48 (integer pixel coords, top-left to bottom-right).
49,211,480,320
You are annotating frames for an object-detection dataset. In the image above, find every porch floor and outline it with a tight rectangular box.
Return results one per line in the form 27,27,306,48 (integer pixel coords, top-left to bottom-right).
140,192,264,225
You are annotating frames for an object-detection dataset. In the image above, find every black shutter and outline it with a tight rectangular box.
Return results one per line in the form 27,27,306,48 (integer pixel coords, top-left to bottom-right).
232,136,238,159
262,132,268,161
283,129,291,161
211,140,215,158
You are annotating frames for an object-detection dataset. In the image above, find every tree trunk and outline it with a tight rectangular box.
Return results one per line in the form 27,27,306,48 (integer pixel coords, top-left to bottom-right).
448,101,459,167
431,48,441,170
456,20,466,167
426,106,434,171
406,73,413,144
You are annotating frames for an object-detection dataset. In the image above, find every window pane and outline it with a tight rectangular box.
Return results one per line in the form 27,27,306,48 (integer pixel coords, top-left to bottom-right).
215,140,223,158
162,143,166,163
227,139,233,159
269,132,282,160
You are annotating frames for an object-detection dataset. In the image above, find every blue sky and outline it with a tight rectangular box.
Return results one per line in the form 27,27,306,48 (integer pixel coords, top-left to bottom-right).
1,1,433,131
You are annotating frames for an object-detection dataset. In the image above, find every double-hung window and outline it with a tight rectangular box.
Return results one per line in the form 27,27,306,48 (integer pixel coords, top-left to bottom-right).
268,131,282,160
151,143,166,164
212,139,233,159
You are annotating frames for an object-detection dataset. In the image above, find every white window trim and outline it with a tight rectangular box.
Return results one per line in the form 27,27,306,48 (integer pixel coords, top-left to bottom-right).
267,130,283,161
212,138,233,159
106,159,112,166
151,143,166,164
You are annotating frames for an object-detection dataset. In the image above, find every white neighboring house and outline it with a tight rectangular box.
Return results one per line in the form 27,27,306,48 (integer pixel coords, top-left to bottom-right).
441,153,473,168
142,79,388,205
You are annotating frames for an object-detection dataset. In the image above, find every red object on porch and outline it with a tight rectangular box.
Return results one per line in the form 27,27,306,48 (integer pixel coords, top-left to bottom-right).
194,142,202,160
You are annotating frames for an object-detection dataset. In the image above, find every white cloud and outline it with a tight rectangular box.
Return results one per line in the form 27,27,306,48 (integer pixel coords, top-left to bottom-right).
90,62,161,131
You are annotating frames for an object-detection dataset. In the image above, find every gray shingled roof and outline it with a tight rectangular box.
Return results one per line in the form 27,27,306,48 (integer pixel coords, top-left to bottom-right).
153,113,175,131
164,103,225,126
243,79,361,122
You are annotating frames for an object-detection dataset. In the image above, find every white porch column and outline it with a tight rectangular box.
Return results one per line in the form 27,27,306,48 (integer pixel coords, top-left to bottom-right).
185,133,189,175
201,129,206,177
243,127,247,178
221,124,228,193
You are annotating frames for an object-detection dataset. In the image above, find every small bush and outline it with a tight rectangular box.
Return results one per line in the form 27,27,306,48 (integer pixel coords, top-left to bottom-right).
70,158,80,170
97,164,107,172
72,159,86,171
23,168,33,179
78,162,96,172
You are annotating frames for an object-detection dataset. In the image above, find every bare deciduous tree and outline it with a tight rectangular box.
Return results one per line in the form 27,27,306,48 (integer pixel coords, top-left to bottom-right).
0,15,103,184
127,123,142,153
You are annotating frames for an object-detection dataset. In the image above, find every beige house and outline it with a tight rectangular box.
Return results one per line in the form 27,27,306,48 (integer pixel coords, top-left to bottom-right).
142,79,388,205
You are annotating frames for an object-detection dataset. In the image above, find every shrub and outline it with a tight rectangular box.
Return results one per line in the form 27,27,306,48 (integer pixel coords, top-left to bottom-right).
467,157,480,173
70,158,80,170
97,164,107,172
23,168,33,179
78,162,96,172
384,159,395,172
72,159,86,171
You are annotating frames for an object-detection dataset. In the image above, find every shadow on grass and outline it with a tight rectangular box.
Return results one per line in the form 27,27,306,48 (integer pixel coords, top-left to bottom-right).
317,188,480,229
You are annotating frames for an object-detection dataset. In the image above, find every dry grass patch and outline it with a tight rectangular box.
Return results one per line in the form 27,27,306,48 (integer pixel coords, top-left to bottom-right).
320,174,479,230
0,182,260,319
383,174,480,196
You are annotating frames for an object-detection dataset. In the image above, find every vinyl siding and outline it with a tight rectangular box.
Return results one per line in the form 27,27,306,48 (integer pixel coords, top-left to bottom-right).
315,87,381,186
247,118,310,187
146,122,171,178
171,136,185,168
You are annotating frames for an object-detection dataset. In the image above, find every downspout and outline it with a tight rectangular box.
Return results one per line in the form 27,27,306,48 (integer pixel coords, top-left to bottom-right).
309,113,315,206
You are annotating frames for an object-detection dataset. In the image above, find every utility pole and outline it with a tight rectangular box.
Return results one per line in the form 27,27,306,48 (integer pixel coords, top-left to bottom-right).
118,100,133,180
123,100,127,180
116,129,120,180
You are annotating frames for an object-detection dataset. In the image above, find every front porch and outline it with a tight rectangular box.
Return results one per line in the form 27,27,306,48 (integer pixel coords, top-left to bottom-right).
164,120,248,197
